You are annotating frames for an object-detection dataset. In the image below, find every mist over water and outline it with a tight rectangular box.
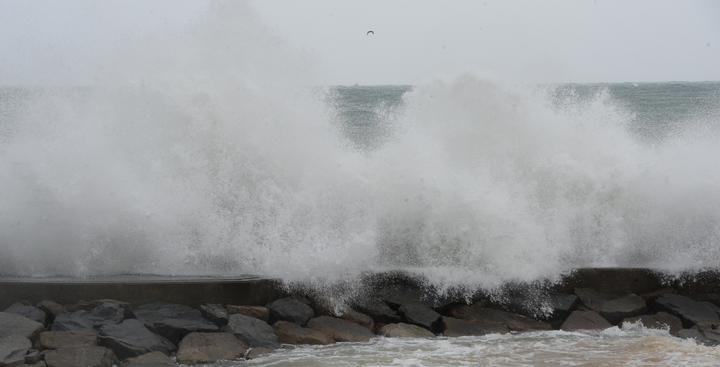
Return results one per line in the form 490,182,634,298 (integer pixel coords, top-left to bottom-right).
1,2,720,297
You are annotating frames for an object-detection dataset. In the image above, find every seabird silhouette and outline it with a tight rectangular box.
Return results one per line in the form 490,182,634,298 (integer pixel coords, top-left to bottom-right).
367,30,374,35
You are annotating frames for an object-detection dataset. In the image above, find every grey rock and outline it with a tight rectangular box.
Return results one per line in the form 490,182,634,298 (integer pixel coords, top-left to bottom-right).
397,303,441,331
34,331,98,351
376,284,453,310
224,314,279,349
99,319,176,360
560,310,612,331
4,302,47,326
0,335,32,367
640,288,677,303
306,316,376,342
226,306,269,323
0,312,46,344
131,302,218,346
337,308,374,331
379,323,435,338
24,349,42,365
118,351,176,367
176,332,246,365
35,301,67,324
574,288,647,325
51,304,124,334
352,297,401,324
438,317,509,337
545,293,580,322
652,293,719,328
200,304,228,328
43,346,114,367
449,304,552,332
267,298,315,327
678,320,720,346
272,321,334,345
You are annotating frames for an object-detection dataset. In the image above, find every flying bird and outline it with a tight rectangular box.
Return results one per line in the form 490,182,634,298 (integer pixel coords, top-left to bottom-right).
367,30,374,35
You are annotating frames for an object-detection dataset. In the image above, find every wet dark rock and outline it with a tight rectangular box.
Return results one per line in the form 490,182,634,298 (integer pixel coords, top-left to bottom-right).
686,293,720,308
246,347,274,360
226,305,269,323
43,346,114,367
560,310,612,331
449,304,551,332
131,302,218,346
86,300,132,319
35,301,66,324
438,317,509,337
224,314,280,349
337,308,374,331
24,349,42,365
131,302,199,329
118,351,175,367
51,304,124,334
99,319,176,360
199,304,228,328
4,302,47,326
543,293,580,324
621,312,683,336
574,288,647,325
272,321,334,345
640,288,677,303
397,303,441,331
0,335,32,367
267,298,315,327
0,312,46,344
352,297,401,324
176,332,246,365
34,331,98,351
651,293,719,328
306,316,375,342
376,285,434,309
677,320,720,346
379,323,435,338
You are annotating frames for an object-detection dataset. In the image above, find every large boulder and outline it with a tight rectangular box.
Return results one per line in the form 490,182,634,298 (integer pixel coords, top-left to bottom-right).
98,319,176,360
449,304,551,332
51,304,124,334
224,314,279,349
560,310,612,331
574,288,647,325
0,335,32,367
621,312,683,336
0,312,45,344
131,302,218,345
4,302,47,326
272,321,334,345
652,293,720,328
226,306,269,323
376,284,454,310
199,304,228,328
34,331,98,351
246,347,275,360
379,323,435,338
118,351,175,367
267,298,315,326
336,308,374,331
175,332,246,365
85,300,132,319
43,346,114,367
397,304,441,331
678,320,720,346
438,317,509,337
543,293,580,327
306,316,375,343
351,297,401,325
36,301,67,324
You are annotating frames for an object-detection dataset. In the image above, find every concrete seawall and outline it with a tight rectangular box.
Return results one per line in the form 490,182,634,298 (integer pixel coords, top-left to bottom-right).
1,268,719,309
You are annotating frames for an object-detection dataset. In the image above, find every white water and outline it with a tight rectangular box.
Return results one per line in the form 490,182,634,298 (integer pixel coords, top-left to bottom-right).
1,2,720,296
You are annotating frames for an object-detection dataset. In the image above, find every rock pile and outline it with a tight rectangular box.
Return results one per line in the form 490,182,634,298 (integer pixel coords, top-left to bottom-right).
2,283,720,366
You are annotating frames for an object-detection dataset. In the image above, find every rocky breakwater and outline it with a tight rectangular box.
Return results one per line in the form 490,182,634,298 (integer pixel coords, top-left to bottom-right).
3,278,720,366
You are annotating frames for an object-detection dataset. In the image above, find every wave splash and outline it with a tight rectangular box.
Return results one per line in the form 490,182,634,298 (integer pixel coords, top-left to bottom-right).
1,2,720,294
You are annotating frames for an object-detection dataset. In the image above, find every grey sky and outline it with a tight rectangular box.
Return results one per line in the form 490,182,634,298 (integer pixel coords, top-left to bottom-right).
1,0,718,85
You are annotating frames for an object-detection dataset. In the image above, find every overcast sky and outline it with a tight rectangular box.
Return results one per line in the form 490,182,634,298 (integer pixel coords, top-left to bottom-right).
1,0,718,85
